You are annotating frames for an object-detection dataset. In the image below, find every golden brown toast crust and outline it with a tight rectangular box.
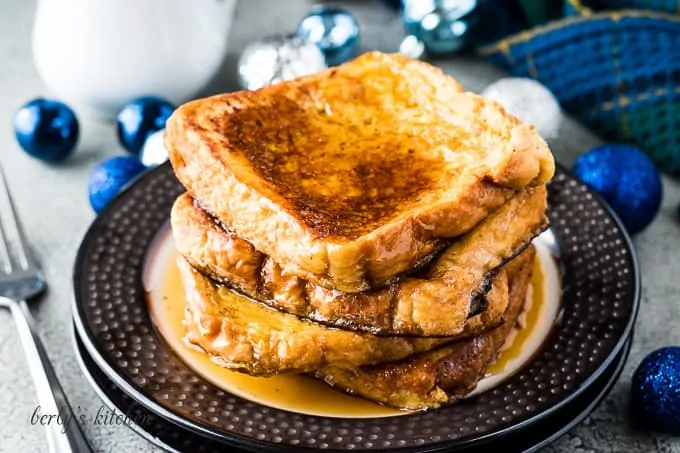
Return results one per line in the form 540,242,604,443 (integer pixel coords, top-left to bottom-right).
171,185,547,336
178,258,509,376
315,246,535,410
166,52,555,293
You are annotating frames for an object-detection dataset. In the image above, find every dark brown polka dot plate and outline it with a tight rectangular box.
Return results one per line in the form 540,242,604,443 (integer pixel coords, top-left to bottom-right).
72,163,640,452
71,324,633,453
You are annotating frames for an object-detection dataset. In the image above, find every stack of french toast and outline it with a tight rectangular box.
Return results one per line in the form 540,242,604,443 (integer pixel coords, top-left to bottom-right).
165,52,555,411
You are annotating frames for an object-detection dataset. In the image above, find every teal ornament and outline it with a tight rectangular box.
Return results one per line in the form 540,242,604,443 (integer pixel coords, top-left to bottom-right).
632,347,680,433
403,0,476,55
117,97,174,155
401,0,528,57
481,11,680,176
88,156,146,213
139,129,168,167
298,5,360,66
13,98,79,162
572,144,662,235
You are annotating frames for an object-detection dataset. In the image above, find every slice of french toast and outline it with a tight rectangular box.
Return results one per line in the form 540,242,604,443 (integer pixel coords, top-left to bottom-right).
315,246,535,411
171,185,547,336
166,51,555,293
177,257,509,376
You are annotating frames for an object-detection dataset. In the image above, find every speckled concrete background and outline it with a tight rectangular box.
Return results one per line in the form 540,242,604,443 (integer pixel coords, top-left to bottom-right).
1,1,679,452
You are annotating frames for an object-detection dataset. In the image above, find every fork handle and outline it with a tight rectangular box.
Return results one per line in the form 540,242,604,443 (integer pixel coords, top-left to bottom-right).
8,298,93,453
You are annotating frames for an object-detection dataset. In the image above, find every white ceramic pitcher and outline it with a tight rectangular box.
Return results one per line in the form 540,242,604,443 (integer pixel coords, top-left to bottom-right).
32,0,237,119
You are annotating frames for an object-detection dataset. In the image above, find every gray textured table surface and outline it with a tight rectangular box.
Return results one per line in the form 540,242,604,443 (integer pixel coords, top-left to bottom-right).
1,0,679,452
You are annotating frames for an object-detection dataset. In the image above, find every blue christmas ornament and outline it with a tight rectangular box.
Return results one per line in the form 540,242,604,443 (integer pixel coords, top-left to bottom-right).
88,156,146,213
405,1,476,55
572,144,662,235
13,98,79,162
116,97,174,155
297,5,360,66
401,0,528,56
632,347,680,433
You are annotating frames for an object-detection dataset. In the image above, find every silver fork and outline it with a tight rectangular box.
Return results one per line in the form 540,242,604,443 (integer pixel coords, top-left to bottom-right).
0,166,92,453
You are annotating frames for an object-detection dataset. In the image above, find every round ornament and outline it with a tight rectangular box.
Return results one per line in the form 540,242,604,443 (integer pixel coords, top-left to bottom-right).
297,5,360,66
572,144,662,235
238,34,328,91
403,1,475,55
116,97,175,155
13,98,79,162
481,77,562,140
139,129,168,167
88,156,147,213
632,347,680,433
400,0,528,56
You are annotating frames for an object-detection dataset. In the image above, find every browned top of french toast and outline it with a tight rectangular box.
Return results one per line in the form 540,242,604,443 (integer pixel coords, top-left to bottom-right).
175,52,475,239
220,96,447,239
166,51,555,291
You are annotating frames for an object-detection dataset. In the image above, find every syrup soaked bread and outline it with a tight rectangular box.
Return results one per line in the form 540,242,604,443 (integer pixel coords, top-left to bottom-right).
315,246,535,411
166,51,555,293
177,258,510,376
171,185,547,336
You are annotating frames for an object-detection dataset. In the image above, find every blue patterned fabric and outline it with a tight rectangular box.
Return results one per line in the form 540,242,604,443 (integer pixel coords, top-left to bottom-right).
566,0,680,16
480,11,680,175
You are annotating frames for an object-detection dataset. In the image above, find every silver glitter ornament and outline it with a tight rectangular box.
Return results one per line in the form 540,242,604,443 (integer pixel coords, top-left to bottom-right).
481,78,562,140
238,34,328,91
139,129,168,167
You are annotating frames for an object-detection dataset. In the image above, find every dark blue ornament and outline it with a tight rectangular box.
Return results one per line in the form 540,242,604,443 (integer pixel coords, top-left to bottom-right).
13,98,79,162
632,347,680,433
88,156,146,213
402,0,528,55
297,5,360,66
116,97,175,155
572,144,662,235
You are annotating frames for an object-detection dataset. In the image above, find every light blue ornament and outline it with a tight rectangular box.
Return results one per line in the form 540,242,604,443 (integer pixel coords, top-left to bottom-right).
402,0,477,55
400,0,528,57
297,5,360,66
